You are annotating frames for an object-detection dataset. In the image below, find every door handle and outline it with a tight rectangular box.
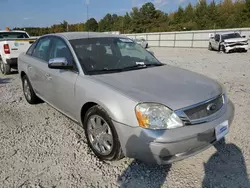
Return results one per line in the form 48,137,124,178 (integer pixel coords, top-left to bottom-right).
28,66,32,71
45,73,52,80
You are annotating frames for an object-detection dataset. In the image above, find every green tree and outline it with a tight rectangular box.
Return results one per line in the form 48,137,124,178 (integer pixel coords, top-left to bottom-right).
195,0,209,29
85,18,98,32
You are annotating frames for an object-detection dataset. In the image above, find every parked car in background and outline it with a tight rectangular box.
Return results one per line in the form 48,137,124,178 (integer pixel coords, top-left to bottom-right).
135,38,148,48
18,32,234,164
209,32,248,53
0,28,36,75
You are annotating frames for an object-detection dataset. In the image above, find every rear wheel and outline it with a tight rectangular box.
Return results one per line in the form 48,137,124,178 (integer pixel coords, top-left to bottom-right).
84,105,124,161
208,43,213,51
0,60,11,75
22,75,39,104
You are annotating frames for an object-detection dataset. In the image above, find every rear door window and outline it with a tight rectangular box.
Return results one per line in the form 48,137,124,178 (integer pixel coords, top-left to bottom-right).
32,37,52,62
26,41,38,56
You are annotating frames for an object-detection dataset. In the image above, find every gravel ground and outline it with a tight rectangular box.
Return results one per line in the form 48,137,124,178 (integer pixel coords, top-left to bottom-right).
1,48,250,188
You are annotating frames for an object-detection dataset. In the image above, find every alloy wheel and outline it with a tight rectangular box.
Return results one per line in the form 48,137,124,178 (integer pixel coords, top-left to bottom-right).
23,79,32,101
87,115,114,156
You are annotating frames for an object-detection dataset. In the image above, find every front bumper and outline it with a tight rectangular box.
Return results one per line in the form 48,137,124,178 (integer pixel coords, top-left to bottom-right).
6,58,18,68
225,44,248,52
114,100,234,165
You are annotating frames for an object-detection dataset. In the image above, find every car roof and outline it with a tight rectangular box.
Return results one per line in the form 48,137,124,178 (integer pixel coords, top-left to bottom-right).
46,32,127,40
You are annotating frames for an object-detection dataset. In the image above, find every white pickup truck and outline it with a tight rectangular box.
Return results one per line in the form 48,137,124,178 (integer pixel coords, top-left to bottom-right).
0,30,36,75
208,32,248,53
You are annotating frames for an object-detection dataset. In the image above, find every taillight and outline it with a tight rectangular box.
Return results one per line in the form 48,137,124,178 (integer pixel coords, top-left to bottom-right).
4,44,10,54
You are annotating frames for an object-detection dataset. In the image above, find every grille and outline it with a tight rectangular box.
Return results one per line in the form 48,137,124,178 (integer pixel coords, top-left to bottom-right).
184,95,224,121
228,43,245,47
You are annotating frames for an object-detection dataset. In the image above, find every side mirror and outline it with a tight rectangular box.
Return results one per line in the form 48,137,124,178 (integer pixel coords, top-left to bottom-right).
147,50,154,56
48,57,73,70
242,36,246,38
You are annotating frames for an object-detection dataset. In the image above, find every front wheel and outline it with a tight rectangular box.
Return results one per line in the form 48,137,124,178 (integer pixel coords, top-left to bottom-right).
219,45,226,53
0,61,11,75
84,105,124,161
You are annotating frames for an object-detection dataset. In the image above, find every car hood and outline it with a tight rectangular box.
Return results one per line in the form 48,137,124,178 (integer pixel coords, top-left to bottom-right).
224,38,247,43
91,65,223,110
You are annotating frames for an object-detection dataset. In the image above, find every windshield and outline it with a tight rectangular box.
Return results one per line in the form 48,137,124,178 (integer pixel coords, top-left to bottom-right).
0,32,29,39
70,37,162,75
221,33,241,40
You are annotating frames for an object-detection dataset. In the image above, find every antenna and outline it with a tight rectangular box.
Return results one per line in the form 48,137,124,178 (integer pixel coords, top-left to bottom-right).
85,0,90,38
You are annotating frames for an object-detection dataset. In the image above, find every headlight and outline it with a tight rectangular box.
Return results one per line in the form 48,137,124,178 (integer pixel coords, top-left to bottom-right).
135,103,183,130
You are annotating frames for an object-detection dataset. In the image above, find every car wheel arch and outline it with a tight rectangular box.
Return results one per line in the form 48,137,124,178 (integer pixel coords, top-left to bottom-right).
80,102,98,125
80,101,114,123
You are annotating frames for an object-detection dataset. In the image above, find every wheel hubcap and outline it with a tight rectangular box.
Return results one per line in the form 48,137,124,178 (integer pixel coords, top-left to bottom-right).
87,115,113,155
23,79,31,101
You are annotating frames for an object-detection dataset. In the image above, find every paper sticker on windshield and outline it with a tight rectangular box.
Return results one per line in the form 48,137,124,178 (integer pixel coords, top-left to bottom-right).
136,62,145,65
119,38,134,43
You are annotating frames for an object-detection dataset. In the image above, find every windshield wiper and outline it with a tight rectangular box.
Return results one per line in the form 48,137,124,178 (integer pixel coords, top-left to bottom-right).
88,63,164,75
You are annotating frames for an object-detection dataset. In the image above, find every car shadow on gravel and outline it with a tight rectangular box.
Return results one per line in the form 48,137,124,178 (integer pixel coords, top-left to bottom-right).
117,132,171,188
203,139,250,188
0,78,11,84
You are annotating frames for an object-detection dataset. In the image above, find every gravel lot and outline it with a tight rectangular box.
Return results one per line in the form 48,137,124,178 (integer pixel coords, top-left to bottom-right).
1,48,250,188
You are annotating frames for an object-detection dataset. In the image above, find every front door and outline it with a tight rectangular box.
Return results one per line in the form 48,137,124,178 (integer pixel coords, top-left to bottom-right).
46,37,79,119
213,34,220,50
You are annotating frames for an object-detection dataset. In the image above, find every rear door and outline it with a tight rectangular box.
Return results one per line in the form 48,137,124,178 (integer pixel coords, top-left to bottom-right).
26,37,54,101
46,36,79,119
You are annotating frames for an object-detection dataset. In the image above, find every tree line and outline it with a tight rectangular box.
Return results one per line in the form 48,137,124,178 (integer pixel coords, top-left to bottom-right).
13,0,250,36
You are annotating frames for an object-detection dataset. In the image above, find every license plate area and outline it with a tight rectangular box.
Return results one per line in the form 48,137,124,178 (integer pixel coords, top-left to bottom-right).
215,120,229,141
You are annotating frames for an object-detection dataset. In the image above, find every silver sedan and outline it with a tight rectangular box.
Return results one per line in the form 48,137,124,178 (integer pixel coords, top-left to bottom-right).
18,32,234,164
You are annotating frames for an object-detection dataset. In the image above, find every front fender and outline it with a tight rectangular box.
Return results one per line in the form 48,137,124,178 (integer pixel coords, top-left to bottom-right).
75,75,139,127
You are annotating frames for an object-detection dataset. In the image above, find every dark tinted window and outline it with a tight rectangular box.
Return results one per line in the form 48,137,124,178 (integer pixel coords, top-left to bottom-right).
0,32,29,39
32,37,52,62
215,34,220,41
222,33,241,40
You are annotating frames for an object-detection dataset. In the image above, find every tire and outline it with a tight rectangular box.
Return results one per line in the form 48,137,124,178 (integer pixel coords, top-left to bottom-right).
208,43,213,51
83,105,124,161
219,45,226,53
21,75,39,104
0,60,11,75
